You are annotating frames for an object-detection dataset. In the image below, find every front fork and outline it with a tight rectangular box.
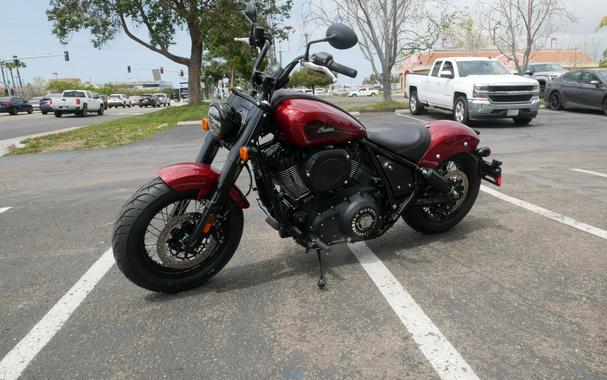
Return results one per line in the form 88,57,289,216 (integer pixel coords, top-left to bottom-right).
185,108,266,249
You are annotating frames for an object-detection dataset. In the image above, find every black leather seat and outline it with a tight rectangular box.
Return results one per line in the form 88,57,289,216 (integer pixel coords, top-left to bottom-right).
367,125,431,162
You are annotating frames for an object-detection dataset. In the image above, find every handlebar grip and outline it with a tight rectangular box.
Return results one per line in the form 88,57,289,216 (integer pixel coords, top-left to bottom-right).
328,61,357,78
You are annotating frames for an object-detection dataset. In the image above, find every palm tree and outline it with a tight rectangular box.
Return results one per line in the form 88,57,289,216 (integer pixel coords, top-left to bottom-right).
597,16,607,31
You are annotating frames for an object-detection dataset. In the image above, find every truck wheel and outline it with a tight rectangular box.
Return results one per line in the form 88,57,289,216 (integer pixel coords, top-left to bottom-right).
513,117,532,125
409,91,424,115
98,106,104,116
54,111,62,118
27,108,33,114
454,96,470,124
80,105,88,118
42,111,48,115
9,109,16,115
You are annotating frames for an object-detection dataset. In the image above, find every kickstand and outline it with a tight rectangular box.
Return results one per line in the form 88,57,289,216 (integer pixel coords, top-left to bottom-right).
316,249,326,288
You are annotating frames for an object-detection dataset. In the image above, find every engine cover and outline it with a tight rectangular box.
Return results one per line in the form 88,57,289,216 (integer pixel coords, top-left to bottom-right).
308,191,380,245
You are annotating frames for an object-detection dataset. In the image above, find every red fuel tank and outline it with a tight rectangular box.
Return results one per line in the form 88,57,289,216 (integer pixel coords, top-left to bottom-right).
274,98,367,148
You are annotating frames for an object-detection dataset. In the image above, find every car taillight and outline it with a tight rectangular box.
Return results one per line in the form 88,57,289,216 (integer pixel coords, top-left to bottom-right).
49,99,52,104
76,98,81,105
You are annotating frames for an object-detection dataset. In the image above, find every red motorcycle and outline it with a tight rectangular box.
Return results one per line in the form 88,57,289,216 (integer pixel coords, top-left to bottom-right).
112,2,502,292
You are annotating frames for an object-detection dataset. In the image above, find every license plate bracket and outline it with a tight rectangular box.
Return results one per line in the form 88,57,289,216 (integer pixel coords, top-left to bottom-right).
507,109,519,117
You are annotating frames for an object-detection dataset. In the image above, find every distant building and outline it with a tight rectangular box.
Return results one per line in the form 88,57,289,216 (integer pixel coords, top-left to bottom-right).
400,49,597,91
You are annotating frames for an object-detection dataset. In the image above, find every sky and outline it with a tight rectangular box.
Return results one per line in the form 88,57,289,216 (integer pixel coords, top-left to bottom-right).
0,0,606,87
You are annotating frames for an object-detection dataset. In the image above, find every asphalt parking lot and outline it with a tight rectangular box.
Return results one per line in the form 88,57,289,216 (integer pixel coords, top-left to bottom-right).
0,107,606,379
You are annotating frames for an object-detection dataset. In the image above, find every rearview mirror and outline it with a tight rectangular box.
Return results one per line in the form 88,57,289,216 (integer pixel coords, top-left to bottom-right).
244,1,257,23
326,23,358,50
589,80,601,87
525,70,533,75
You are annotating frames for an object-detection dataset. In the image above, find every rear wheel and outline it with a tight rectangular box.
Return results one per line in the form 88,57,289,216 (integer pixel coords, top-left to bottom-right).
54,111,62,118
98,106,104,116
403,153,480,234
80,105,88,118
9,109,16,115
42,110,48,115
27,108,33,114
409,91,424,115
112,178,244,292
453,96,470,124
549,92,563,110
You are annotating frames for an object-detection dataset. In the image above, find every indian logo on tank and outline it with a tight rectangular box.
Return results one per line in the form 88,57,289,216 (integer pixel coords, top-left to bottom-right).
304,120,341,139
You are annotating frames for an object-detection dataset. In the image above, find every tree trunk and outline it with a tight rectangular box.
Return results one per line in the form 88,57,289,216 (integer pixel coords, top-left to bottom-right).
188,42,203,103
382,72,391,102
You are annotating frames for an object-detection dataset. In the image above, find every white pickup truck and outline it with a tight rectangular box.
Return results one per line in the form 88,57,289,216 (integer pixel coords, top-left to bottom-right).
52,90,104,118
406,57,541,125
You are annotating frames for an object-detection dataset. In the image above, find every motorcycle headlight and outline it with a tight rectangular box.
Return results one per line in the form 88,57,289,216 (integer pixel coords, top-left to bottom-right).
207,101,242,141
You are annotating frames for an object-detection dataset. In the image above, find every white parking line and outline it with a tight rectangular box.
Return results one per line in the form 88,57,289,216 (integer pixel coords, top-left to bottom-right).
349,242,480,380
0,249,114,380
394,111,427,124
0,207,11,214
570,168,607,179
480,185,607,240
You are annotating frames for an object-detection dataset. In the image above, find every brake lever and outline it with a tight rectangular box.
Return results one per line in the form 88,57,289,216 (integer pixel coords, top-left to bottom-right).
234,37,250,45
302,61,337,83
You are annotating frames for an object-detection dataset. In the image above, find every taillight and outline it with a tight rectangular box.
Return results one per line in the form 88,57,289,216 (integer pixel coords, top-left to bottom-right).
49,99,52,104
76,98,81,105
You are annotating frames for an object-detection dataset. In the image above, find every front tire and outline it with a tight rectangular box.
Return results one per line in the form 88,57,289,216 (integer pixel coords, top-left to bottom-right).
98,106,104,116
54,111,62,118
513,117,532,125
403,153,480,234
453,96,470,124
549,92,563,110
112,178,244,292
603,98,607,116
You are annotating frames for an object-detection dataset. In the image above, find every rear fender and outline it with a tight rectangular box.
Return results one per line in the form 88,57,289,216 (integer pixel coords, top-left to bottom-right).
158,163,250,209
418,120,480,168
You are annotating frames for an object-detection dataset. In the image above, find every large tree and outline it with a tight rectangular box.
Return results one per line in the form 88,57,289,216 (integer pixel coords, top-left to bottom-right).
306,0,452,101
482,0,574,74
47,0,291,103
288,68,333,94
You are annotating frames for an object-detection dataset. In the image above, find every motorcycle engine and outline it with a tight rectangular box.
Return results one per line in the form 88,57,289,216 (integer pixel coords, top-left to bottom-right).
266,144,361,200
266,144,380,245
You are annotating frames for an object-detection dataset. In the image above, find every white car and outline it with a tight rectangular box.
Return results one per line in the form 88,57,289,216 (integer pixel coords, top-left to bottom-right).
52,90,104,117
108,94,129,108
405,57,541,125
153,93,170,107
347,87,378,97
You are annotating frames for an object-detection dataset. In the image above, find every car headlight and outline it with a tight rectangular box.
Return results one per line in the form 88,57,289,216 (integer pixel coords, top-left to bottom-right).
473,85,489,99
531,84,540,96
207,101,242,141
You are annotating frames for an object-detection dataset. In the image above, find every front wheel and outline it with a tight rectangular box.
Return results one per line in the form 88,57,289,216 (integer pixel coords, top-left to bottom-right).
409,91,424,115
403,153,480,234
513,117,532,125
549,92,563,110
112,178,244,292
603,98,607,116
453,96,470,124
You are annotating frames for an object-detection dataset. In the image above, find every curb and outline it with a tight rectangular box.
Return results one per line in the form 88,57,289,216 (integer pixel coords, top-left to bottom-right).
0,126,86,156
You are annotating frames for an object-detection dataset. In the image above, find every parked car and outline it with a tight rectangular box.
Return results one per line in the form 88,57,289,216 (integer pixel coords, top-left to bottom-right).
139,94,157,107
28,96,43,111
128,96,141,107
39,93,62,115
153,93,170,106
348,87,378,97
52,90,104,117
524,63,566,95
108,94,129,108
0,96,33,115
406,57,541,125
544,69,607,116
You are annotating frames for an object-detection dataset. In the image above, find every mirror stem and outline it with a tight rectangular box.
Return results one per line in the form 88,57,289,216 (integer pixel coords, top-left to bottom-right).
304,37,329,61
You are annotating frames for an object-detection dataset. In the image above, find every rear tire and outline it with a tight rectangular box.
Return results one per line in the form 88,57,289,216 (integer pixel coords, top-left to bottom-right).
403,153,480,234
513,117,532,125
409,91,424,115
42,110,48,115
9,109,16,115
98,106,104,116
54,111,62,118
80,105,88,118
27,108,33,114
112,178,244,292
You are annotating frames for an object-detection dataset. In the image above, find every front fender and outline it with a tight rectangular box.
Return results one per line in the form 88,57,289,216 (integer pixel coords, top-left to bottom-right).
158,163,250,209
418,120,479,168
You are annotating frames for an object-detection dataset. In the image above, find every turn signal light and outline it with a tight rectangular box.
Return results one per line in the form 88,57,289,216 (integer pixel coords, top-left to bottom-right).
202,117,209,131
239,146,249,161
202,214,217,234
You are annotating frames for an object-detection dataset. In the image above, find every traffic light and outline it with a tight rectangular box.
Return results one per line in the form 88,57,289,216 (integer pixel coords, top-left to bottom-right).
160,66,164,74
64,51,70,62
179,70,184,77
127,65,131,73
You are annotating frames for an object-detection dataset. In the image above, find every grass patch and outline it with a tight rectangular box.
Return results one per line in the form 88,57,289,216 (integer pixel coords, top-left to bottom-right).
9,104,209,155
345,100,409,112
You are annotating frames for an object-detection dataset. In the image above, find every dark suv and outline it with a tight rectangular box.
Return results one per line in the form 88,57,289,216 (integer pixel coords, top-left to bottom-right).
139,94,157,108
0,96,33,115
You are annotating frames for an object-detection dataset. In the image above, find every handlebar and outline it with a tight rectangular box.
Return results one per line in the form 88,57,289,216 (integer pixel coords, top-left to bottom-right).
328,61,357,78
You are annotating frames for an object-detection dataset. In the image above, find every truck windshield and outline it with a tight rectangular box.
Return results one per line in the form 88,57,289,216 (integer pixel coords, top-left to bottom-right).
63,91,85,97
456,61,511,77
530,64,564,72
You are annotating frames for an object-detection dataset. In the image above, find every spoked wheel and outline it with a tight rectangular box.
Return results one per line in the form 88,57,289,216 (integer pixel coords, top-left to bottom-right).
403,153,480,234
112,178,243,292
